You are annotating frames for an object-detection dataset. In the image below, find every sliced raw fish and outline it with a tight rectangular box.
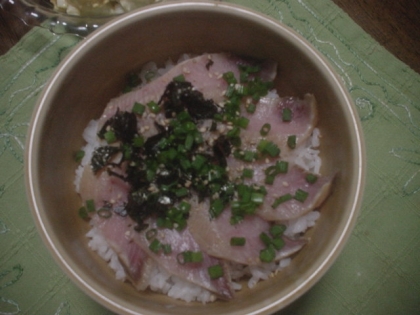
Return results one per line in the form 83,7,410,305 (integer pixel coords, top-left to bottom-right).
98,53,277,129
78,165,130,209
132,219,234,300
188,201,306,265
91,214,152,290
235,160,333,221
241,94,318,153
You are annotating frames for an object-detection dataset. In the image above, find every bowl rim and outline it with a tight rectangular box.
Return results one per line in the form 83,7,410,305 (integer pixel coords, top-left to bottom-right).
25,1,366,314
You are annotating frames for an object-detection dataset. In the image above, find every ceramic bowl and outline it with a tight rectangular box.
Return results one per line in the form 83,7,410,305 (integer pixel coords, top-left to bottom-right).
25,2,365,314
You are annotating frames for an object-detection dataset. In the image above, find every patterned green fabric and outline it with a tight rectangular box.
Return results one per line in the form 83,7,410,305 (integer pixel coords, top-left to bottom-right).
1,0,419,314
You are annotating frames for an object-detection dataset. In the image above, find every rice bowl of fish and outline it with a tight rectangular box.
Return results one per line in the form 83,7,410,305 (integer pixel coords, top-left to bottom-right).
25,1,365,315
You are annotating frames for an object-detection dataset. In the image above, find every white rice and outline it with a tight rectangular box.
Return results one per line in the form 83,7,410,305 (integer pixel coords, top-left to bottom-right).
78,58,323,303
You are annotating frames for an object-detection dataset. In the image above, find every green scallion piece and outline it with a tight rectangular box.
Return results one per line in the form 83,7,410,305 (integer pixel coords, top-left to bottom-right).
251,192,265,204
246,103,256,113
230,237,246,246
104,130,117,143
260,123,271,136
270,224,287,237
235,116,250,129
179,251,203,264
192,154,207,170
222,71,237,85
184,134,194,150
85,199,96,213
78,206,88,220
132,135,144,147
244,150,258,162
132,102,146,115
242,168,254,179
271,237,285,250
276,160,289,173
259,246,276,263
74,150,85,163
259,232,272,247
305,173,318,184
173,74,186,82
149,239,161,253
265,175,275,185
162,244,172,255
175,187,189,197
272,193,293,208
208,264,224,279
282,108,292,122
287,135,297,149
257,140,280,157
210,199,224,218
294,189,309,202
147,101,161,114
264,142,280,157
179,201,191,213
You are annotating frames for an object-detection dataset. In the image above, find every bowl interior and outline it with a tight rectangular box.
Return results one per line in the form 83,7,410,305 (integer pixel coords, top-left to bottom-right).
26,2,365,315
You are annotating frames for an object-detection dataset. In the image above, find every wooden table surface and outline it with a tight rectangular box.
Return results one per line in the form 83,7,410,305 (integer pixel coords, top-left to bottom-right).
1,0,420,74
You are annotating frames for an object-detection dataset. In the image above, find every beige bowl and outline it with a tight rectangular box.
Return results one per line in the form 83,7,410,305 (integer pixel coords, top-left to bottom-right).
25,1,365,314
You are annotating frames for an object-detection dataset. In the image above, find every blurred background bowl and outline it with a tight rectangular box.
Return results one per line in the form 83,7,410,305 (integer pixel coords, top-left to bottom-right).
25,1,365,314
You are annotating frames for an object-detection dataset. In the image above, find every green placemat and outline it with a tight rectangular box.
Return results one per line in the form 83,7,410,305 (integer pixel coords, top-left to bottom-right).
1,0,419,314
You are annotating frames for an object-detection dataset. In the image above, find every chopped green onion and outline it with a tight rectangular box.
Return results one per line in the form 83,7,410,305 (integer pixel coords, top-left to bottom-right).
265,142,280,157
235,116,250,129
282,108,292,122
272,193,293,208
270,224,287,237
146,228,157,240
85,199,96,213
104,130,117,143
230,237,246,246
178,251,203,264
246,103,256,113
305,173,318,184
132,102,146,115
225,85,236,98
162,244,172,255
175,187,189,197
210,199,225,218
287,135,297,149
242,168,254,179
260,123,271,136
208,264,224,279
265,175,275,185
149,239,161,253
294,189,309,202
179,201,191,213
251,192,265,204
230,214,244,225
222,71,237,85
132,135,144,147
184,134,194,150
192,154,207,170
78,206,88,220
226,126,240,139
97,208,112,219
173,74,185,82
257,140,280,157
259,232,272,247
74,150,85,163
271,237,285,250
147,101,161,114
259,246,276,263
276,160,289,173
